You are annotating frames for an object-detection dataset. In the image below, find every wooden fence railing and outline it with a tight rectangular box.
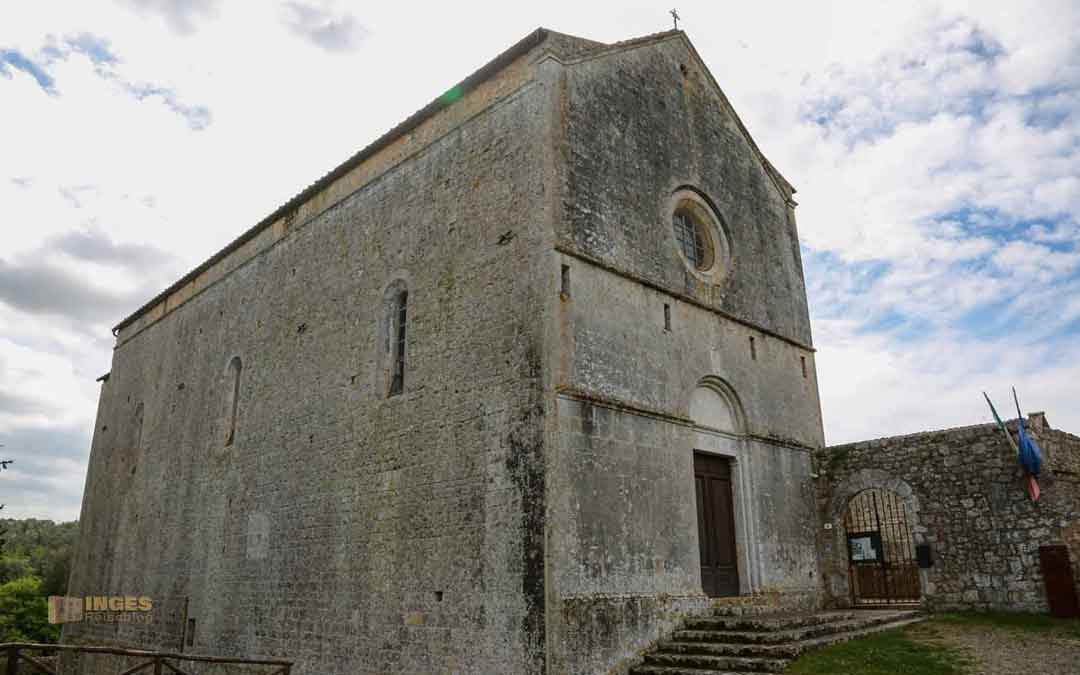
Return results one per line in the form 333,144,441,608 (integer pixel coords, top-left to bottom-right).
1,643,292,675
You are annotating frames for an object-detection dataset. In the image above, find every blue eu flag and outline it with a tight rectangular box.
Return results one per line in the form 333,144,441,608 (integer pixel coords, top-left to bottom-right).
1013,388,1043,477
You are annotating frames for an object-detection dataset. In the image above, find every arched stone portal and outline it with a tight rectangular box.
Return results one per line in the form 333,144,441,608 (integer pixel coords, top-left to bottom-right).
689,384,740,433
688,378,758,597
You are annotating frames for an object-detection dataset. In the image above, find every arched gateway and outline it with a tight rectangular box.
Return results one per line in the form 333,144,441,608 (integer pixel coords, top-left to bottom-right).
843,489,921,605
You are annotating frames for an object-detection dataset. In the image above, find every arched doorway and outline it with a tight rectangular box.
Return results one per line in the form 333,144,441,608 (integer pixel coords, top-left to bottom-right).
843,489,920,605
690,382,742,598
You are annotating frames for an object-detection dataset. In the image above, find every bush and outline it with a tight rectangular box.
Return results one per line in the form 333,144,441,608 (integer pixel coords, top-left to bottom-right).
0,576,59,643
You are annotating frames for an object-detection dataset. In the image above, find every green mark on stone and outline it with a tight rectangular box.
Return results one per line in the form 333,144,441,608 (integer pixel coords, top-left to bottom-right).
441,85,463,104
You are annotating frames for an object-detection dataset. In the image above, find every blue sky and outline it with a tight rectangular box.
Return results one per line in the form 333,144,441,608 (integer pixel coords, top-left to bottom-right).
0,0,1078,521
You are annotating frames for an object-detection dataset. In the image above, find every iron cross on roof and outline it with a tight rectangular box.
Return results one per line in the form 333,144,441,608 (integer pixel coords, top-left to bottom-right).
670,8,681,30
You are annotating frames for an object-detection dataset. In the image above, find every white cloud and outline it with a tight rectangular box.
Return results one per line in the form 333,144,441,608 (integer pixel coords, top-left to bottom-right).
816,319,1080,443
282,1,368,53
119,0,220,35
719,2,1080,449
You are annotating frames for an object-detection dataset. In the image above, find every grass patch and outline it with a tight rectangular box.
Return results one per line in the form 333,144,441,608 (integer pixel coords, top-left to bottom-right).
786,613,1080,674
933,611,1080,639
786,626,972,675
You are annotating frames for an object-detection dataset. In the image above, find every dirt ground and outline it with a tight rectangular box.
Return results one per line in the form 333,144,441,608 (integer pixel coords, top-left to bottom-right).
911,619,1080,675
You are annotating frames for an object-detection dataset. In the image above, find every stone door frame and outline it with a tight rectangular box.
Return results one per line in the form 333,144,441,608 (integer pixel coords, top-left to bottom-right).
686,377,761,596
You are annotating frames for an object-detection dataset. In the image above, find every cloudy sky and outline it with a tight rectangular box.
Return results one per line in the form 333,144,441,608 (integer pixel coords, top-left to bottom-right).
2,1,1077,522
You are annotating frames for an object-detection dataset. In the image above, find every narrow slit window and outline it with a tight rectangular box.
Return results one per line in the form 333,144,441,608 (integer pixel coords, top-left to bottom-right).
561,264,571,299
186,618,196,647
134,402,145,448
389,291,408,397
225,357,242,446
664,303,671,331
800,355,807,379
749,337,757,361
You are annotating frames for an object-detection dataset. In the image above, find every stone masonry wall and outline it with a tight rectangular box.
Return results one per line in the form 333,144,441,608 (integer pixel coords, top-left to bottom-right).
815,414,1080,612
555,35,812,348
65,45,555,674
544,34,824,675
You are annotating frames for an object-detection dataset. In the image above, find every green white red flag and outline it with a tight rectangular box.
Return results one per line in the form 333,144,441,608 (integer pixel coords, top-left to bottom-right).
983,390,1041,502
983,392,1018,456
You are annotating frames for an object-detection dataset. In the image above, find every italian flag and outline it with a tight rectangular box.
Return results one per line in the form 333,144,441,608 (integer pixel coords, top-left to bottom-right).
983,391,1040,502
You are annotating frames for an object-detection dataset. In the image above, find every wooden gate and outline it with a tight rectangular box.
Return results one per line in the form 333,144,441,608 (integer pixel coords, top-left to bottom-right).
844,489,920,605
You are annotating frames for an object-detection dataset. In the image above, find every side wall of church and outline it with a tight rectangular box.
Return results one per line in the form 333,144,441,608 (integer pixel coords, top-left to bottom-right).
815,417,1080,613
543,37,825,675
65,55,554,675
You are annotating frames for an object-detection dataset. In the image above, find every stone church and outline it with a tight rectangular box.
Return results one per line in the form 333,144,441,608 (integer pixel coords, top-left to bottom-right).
67,28,827,673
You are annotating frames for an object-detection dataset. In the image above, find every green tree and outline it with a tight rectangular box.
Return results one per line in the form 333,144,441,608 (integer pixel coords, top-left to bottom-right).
0,519,77,644
0,556,33,584
41,548,71,597
0,519,78,594
0,576,58,643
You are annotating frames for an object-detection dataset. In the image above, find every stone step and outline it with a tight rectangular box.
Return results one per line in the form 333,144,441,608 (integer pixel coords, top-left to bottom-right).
854,605,922,614
683,611,857,633
783,615,927,656
629,609,927,675
708,603,814,618
630,667,762,675
659,641,801,660
673,610,921,645
643,652,789,673
707,603,793,618
659,613,926,658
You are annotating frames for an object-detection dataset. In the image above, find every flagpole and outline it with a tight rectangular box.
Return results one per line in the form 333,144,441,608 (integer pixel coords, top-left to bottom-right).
1010,387,1042,502
983,392,1018,455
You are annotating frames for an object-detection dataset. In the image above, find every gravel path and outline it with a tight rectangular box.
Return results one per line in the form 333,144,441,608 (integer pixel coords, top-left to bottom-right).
912,620,1080,675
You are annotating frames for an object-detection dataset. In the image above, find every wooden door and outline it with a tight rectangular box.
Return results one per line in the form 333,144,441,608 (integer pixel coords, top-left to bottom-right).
1039,545,1080,618
694,453,739,597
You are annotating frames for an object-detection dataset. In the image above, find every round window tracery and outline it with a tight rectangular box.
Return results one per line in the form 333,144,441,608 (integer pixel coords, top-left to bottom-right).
669,192,730,280
673,206,714,271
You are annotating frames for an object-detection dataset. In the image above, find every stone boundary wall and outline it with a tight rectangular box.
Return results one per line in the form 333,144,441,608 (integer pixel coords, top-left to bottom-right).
814,414,1080,612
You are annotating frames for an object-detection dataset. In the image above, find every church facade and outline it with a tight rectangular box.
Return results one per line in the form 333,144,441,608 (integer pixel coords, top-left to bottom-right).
67,28,824,674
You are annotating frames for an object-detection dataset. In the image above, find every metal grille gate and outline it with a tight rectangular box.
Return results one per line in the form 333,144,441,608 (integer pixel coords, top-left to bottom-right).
843,489,920,605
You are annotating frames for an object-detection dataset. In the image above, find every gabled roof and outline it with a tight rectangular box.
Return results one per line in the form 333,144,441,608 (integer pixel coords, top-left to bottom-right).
113,27,794,334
